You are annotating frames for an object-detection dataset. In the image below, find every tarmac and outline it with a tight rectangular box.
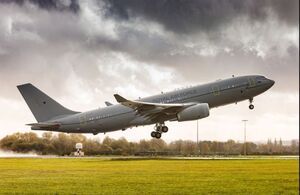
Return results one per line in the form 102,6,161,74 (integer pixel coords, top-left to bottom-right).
0,151,298,160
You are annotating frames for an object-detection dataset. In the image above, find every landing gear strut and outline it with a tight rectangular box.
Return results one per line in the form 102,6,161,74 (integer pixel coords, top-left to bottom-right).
249,98,254,110
151,123,168,139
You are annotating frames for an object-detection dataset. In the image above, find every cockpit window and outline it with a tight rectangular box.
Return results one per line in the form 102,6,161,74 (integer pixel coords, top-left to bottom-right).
256,76,266,83
256,76,265,80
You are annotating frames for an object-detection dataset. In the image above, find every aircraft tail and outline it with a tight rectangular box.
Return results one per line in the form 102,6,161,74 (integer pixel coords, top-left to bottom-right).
17,83,79,122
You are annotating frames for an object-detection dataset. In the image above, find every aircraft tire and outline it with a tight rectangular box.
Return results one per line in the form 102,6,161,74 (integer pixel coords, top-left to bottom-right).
249,104,254,110
156,126,162,131
151,131,157,138
155,132,161,139
162,126,168,133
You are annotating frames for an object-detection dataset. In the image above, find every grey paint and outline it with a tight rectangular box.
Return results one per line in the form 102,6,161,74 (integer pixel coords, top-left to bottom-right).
105,101,113,106
17,83,79,122
17,75,274,135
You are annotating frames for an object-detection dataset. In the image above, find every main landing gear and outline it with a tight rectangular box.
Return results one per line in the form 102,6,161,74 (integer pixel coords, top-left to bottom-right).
249,98,254,110
151,123,168,139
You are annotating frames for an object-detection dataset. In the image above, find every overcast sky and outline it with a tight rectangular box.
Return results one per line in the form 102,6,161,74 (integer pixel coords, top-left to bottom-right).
0,0,298,142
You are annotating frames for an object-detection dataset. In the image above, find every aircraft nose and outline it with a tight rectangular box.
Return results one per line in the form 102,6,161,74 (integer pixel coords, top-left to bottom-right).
268,79,275,88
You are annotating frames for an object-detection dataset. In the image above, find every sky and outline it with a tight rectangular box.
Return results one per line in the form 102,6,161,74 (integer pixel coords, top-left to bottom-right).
0,0,298,142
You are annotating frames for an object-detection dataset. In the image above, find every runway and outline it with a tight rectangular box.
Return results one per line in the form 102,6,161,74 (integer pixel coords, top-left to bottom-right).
0,151,298,160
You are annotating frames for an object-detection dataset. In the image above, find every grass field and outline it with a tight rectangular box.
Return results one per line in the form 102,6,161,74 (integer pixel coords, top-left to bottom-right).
0,158,298,195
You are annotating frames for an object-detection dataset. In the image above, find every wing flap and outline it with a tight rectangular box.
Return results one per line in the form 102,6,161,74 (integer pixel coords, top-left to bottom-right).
114,94,192,109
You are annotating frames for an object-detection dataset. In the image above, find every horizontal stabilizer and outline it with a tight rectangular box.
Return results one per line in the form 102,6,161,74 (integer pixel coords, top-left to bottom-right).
27,122,60,130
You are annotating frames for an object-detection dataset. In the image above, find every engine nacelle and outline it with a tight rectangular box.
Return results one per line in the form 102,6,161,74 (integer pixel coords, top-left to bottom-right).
177,103,210,122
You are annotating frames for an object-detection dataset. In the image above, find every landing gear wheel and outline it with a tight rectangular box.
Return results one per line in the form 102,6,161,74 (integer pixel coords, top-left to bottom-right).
155,132,161,139
152,123,167,138
151,131,157,138
162,126,168,133
249,104,254,110
155,126,162,132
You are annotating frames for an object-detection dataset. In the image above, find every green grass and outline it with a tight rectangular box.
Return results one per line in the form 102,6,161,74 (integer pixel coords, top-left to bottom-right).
0,158,298,195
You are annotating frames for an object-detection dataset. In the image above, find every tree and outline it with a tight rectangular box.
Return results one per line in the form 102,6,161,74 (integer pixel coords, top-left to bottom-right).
0,132,298,156
51,133,74,155
200,142,210,155
0,132,44,153
169,140,183,155
149,139,167,152
138,139,151,152
110,137,130,155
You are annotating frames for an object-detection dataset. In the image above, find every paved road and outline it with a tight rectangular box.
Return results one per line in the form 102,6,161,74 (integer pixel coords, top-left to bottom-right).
0,152,298,160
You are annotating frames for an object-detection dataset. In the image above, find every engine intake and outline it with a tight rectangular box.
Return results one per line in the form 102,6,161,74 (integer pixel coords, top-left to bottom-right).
177,103,210,122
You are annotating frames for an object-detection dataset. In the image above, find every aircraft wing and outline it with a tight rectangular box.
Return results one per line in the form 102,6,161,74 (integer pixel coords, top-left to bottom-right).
27,122,60,130
114,94,194,121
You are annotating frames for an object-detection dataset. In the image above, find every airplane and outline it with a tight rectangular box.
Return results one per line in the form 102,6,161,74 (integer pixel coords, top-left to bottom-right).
17,75,274,139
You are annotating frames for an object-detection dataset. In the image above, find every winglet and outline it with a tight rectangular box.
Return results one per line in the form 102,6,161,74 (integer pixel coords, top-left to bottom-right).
105,101,113,106
114,94,128,103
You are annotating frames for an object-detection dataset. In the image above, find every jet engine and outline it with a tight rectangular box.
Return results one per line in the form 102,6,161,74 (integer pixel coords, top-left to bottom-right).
177,103,210,122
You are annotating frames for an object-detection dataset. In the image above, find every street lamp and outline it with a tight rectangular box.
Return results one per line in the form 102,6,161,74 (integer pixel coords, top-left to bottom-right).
242,120,248,155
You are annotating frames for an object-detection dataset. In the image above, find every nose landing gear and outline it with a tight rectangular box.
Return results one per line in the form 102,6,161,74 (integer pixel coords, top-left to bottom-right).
151,123,168,139
249,98,254,110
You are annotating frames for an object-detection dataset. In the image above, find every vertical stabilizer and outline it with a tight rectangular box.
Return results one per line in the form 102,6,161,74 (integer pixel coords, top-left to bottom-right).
17,83,79,122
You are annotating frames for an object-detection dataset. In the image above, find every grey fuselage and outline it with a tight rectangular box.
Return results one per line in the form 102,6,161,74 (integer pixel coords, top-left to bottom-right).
41,75,274,134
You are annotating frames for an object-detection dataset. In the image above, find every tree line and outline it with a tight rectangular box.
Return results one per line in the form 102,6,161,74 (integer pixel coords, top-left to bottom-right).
0,132,298,156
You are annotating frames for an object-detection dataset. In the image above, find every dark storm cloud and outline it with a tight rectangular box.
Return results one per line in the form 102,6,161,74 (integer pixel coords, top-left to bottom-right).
158,46,299,93
1,0,80,13
104,0,299,33
0,0,298,101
